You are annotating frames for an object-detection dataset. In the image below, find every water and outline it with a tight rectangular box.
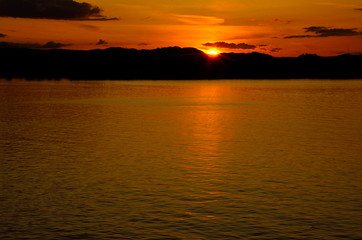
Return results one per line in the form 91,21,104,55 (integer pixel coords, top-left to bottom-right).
0,79,361,239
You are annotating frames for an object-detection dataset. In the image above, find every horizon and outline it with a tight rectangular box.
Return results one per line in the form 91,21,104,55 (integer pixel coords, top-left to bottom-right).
1,45,361,58
1,45,361,80
0,0,361,57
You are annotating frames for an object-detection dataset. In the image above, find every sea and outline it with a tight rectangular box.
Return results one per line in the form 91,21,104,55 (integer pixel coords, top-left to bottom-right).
1,79,361,239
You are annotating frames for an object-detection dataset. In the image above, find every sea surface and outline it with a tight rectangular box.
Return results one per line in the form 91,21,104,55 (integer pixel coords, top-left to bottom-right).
0,79,361,240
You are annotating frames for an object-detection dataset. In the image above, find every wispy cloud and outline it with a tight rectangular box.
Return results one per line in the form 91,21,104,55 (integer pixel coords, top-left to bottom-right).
79,24,100,31
0,33,6,38
318,2,362,9
0,41,72,49
268,19,292,24
72,17,119,21
284,26,362,39
202,42,256,50
96,39,107,46
270,48,282,52
0,0,117,20
174,14,224,25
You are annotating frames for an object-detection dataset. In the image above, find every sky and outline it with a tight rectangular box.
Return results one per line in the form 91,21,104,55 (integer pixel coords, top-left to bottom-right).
0,0,361,56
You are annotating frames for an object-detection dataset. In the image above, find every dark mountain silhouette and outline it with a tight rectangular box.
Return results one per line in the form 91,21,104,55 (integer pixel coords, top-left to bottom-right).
0,46,361,80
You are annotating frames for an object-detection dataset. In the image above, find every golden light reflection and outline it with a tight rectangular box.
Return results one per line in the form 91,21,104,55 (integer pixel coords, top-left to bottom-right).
181,85,228,162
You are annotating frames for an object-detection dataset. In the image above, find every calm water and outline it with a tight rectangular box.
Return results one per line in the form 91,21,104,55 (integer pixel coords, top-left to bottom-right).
0,79,361,240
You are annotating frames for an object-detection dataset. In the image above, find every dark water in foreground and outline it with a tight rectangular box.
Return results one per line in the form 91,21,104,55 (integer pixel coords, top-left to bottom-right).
0,80,361,239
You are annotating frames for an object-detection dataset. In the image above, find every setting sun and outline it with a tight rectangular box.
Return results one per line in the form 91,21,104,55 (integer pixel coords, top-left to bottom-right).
206,50,220,56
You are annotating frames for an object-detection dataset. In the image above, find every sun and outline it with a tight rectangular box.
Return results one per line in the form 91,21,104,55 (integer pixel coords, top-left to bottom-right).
206,49,220,57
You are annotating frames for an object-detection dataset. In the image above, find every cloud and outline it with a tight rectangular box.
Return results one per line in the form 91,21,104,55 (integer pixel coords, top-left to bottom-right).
96,39,107,45
0,41,72,49
305,26,361,36
317,2,362,10
284,35,314,39
72,17,119,21
41,41,72,48
335,50,362,55
79,24,100,31
202,42,256,50
138,43,149,46
174,15,224,25
355,8,362,11
268,19,292,24
0,0,117,20
270,48,282,52
0,33,6,37
284,26,362,39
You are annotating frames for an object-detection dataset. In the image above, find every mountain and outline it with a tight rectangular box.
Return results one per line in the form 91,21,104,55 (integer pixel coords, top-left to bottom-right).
0,47,361,80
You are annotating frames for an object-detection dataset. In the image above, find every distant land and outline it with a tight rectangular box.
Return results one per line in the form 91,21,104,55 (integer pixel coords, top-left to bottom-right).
0,47,361,80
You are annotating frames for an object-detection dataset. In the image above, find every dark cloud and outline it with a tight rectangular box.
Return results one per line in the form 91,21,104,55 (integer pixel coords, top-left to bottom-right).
138,42,149,46
285,26,362,39
305,26,361,36
284,35,314,39
268,19,292,24
270,48,282,52
72,17,119,21
0,41,72,49
0,0,117,20
0,33,6,37
202,42,256,50
80,24,100,31
335,50,362,55
41,41,72,48
96,39,107,45
355,8,362,11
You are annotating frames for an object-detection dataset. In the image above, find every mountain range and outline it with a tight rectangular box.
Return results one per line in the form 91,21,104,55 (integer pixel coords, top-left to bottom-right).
1,47,361,80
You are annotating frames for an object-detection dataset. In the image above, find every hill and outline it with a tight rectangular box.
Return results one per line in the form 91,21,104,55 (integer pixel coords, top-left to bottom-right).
0,47,361,80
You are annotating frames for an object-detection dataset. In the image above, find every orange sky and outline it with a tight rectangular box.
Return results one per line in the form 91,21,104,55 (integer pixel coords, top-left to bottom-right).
0,0,361,56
